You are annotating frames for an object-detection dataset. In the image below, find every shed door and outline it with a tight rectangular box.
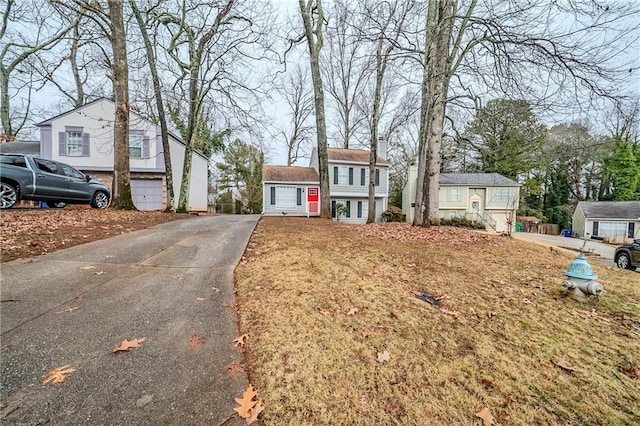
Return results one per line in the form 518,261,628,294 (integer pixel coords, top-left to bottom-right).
131,179,163,210
307,187,319,214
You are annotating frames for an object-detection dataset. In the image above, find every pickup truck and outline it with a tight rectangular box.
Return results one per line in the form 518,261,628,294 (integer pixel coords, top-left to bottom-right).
0,154,110,209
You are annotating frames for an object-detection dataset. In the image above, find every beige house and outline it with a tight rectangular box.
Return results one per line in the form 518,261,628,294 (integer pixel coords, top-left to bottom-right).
572,201,640,244
402,167,520,233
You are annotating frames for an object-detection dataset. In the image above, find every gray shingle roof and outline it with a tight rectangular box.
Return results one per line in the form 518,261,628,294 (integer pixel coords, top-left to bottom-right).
0,141,40,155
440,173,519,187
577,201,640,220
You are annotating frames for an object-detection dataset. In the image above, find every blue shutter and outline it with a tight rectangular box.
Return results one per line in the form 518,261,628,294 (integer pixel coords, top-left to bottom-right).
59,132,66,156
331,200,336,218
346,201,351,218
297,188,302,205
333,166,338,185
82,133,90,157
143,136,150,158
348,168,353,185
375,169,380,186
360,168,365,185
270,187,276,205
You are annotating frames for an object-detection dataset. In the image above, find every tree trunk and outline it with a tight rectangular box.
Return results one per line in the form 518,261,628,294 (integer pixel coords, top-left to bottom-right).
70,24,84,108
176,63,200,213
130,0,175,212
299,0,330,219
0,66,12,140
108,0,135,210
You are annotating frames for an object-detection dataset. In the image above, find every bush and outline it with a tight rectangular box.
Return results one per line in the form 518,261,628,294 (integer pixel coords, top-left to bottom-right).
382,206,405,222
439,216,486,230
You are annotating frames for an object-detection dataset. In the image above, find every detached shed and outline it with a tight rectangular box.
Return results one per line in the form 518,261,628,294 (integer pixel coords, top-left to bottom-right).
572,201,640,243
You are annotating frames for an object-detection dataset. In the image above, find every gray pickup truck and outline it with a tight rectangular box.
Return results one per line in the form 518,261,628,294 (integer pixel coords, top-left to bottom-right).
0,154,110,209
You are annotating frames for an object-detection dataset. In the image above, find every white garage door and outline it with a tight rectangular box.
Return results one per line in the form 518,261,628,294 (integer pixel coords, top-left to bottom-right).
131,179,163,211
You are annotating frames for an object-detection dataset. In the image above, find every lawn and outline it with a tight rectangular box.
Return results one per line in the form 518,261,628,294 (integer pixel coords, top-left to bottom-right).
235,217,640,425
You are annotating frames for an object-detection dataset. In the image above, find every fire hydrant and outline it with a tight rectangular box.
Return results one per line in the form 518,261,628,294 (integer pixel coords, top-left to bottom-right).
562,254,603,302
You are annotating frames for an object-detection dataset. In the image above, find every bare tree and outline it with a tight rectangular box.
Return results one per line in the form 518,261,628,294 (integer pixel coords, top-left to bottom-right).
276,65,314,166
298,0,331,218
129,0,175,211
0,0,73,140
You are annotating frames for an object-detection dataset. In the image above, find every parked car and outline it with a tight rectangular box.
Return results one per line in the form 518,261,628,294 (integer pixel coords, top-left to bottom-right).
615,238,640,270
0,154,110,209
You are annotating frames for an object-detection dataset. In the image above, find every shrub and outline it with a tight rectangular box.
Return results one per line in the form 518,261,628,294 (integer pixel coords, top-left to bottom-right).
382,206,405,222
439,216,486,230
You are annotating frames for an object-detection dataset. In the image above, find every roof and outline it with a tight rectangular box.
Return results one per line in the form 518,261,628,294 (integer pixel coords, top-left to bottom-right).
440,173,520,187
577,201,640,220
262,165,319,183
0,140,40,155
325,148,388,165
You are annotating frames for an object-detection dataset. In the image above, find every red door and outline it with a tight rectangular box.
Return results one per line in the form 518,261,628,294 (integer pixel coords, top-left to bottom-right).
307,187,319,214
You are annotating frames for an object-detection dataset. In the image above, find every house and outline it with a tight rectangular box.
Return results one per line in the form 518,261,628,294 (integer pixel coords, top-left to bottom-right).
402,166,520,233
572,201,640,243
262,143,389,223
36,98,208,211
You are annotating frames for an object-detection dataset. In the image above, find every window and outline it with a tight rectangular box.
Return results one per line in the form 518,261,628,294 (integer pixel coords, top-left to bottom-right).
270,187,276,205
360,168,365,186
0,155,27,167
66,131,83,157
275,186,297,209
346,201,351,218
374,169,380,186
449,188,459,202
296,188,302,206
333,167,339,185
130,133,143,158
34,158,58,174
597,221,627,238
61,164,84,180
339,167,348,185
357,201,362,218
495,188,510,202
348,168,354,185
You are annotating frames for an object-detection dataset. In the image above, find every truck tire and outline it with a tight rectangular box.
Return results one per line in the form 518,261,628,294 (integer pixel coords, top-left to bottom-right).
1,181,18,209
91,191,110,209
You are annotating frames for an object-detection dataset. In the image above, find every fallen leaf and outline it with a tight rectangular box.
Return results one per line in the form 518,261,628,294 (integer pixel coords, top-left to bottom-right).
619,363,640,379
246,399,264,425
523,298,532,304
440,308,461,317
196,297,206,301
475,407,495,426
105,255,115,258
93,271,105,276
234,334,249,348
189,334,206,348
347,307,358,316
377,351,390,363
487,311,497,319
361,330,371,338
418,338,426,346
481,378,494,387
42,365,76,385
553,360,577,373
234,384,258,419
211,287,220,292
112,337,146,353
55,306,80,314
226,361,245,378
73,295,84,302
317,307,330,316
80,265,97,270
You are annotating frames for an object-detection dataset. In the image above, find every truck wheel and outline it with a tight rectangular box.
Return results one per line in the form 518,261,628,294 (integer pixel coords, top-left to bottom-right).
91,191,110,209
1,182,18,209
616,252,633,270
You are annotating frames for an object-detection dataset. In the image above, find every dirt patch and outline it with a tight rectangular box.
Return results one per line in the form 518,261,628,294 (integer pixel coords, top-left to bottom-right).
236,217,640,425
0,206,188,262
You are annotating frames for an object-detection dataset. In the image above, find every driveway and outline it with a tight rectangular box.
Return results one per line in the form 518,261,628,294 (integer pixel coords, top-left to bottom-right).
1,215,259,425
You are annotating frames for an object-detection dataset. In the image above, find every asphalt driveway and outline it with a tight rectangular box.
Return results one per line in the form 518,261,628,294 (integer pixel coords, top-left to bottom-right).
1,214,259,425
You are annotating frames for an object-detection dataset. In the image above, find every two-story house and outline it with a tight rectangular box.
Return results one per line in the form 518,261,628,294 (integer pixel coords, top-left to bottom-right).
36,98,208,211
402,165,520,233
262,144,389,223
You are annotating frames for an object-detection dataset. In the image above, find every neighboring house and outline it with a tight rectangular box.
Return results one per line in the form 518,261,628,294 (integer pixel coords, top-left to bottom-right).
36,98,208,211
262,143,389,223
402,166,520,233
572,201,640,243
0,140,41,155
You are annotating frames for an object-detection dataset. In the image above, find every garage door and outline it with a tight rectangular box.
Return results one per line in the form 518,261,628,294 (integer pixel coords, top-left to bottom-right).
131,179,163,210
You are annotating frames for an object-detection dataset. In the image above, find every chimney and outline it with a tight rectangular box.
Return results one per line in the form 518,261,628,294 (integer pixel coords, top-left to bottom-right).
377,136,388,160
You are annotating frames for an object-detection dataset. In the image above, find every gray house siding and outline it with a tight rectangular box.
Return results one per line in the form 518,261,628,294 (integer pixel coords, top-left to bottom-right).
263,182,320,216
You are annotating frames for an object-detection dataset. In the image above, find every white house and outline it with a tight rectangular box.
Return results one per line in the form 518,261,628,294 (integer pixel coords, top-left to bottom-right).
572,201,640,243
37,98,208,211
402,166,520,233
262,144,389,223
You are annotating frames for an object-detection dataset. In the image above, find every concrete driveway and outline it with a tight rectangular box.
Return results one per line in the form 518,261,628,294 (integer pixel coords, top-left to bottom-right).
1,214,259,425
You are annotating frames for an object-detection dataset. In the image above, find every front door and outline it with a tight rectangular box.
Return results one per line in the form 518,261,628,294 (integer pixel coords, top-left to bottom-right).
307,187,319,214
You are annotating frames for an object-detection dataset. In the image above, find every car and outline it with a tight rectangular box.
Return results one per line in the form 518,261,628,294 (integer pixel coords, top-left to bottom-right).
0,154,110,209
614,238,640,270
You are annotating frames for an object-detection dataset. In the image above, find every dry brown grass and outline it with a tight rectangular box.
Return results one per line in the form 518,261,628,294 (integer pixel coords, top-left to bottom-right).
235,217,640,425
